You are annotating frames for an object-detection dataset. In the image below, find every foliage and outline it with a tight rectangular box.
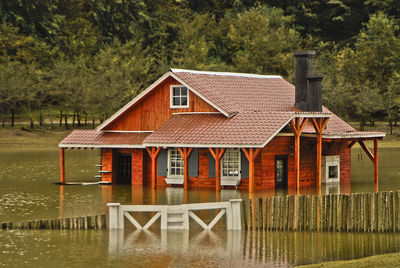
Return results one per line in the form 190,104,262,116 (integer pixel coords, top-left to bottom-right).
0,1,400,130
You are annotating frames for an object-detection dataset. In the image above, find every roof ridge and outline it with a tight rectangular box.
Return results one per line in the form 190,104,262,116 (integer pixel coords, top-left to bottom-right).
170,68,282,79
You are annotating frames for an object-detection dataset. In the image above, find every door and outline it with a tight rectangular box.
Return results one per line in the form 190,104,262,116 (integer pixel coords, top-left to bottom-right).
117,153,132,184
275,155,288,187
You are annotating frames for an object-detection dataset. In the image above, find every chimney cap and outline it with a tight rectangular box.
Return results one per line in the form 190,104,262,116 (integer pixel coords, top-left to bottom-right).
294,51,316,58
307,74,324,81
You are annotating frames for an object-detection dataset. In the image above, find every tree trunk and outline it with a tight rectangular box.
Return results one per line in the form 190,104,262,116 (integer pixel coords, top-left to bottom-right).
77,112,81,127
30,117,34,128
2,118,5,127
370,119,374,126
390,120,393,135
84,114,87,126
72,111,76,127
64,113,69,129
49,116,54,129
360,119,365,131
11,109,15,127
39,111,43,126
92,119,95,129
59,111,63,127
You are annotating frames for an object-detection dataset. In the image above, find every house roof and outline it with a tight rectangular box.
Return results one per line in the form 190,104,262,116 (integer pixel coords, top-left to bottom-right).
142,112,293,147
59,130,150,148
68,68,384,148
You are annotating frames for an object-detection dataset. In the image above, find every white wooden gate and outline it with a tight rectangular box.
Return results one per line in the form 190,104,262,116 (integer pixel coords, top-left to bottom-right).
108,199,242,230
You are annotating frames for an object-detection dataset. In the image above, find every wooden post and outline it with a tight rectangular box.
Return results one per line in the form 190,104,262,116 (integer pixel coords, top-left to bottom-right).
242,148,262,193
178,148,193,191
209,148,226,191
60,147,65,183
145,147,161,189
374,138,378,185
311,118,329,188
289,118,309,191
358,139,379,192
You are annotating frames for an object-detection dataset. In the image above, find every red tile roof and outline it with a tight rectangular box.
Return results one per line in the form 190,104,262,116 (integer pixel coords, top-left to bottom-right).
172,71,296,115
59,130,150,147
75,69,385,147
143,112,294,147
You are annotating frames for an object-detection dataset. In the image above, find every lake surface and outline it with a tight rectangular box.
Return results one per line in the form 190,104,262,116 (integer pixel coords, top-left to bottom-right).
1,147,400,267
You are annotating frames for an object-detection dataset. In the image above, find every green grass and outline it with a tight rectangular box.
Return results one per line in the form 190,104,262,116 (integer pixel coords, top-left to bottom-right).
298,252,400,268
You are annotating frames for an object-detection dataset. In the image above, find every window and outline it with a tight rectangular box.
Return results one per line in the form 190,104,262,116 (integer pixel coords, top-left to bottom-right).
328,165,338,179
221,148,240,178
168,148,183,177
170,85,189,108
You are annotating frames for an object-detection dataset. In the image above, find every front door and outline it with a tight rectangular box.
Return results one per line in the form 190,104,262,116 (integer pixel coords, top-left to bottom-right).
275,155,288,187
117,153,132,184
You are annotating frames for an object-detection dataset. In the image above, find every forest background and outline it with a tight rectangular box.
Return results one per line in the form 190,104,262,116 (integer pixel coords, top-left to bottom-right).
1,0,400,133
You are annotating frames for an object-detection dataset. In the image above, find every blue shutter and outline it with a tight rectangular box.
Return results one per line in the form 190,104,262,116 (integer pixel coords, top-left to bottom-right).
157,149,168,176
209,152,216,178
188,148,199,177
241,150,249,179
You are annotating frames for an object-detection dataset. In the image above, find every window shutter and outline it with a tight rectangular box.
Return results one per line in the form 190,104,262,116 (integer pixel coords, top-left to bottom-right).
241,150,249,179
188,148,198,177
157,149,168,176
209,152,216,178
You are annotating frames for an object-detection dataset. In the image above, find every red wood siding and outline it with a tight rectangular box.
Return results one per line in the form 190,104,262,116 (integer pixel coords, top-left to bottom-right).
106,76,218,131
101,148,113,182
102,137,352,188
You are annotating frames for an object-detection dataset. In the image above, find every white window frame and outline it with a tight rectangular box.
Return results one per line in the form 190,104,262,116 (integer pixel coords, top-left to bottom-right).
220,148,241,180
167,148,184,178
170,85,189,108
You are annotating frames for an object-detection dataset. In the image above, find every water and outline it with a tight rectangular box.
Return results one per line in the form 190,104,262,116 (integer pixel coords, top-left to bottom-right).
1,147,400,267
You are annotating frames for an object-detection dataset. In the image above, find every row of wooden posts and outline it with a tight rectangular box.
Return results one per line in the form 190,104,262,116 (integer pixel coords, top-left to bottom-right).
1,215,106,230
242,191,400,233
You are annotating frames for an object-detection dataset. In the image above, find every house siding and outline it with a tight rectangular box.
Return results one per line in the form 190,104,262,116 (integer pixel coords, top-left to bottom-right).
101,136,351,189
105,76,219,131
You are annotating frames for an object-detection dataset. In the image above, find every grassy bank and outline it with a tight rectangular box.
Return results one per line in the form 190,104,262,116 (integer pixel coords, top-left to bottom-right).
298,252,400,268
0,127,71,149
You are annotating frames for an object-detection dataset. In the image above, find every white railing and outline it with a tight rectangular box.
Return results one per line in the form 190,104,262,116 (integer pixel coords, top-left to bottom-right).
107,199,242,230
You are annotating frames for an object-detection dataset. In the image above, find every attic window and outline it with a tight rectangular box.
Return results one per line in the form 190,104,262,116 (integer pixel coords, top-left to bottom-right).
170,85,189,108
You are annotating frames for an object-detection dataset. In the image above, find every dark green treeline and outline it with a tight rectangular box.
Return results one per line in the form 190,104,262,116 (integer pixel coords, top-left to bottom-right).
1,0,400,130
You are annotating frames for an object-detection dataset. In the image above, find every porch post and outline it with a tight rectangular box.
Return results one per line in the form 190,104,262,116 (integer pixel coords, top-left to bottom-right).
209,148,226,191
289,118,309,191
146,147,161,189
60,147,65,183
358,139,379,192
374,138,378,185
311,118,329,188
242,148,262,193
178,147,193,191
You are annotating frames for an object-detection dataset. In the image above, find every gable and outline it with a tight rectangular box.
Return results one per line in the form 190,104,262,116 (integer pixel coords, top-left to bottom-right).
104,76,219,131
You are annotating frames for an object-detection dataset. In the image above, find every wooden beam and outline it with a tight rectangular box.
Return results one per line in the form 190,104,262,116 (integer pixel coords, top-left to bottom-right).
358,140,374,162
242,148,262,193
290,117,308,191
146,147,162,189
311,118,330,189
178,148,193,191
60,147,65,183
374,138,378,185
209,148,226,191
348,140,357,148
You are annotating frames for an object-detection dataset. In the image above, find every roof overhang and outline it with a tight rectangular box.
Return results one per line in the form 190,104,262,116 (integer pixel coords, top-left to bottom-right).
59,144,146,149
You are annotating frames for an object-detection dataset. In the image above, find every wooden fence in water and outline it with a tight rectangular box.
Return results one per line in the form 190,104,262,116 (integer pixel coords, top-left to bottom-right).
1,215,106,230
242,191,400,233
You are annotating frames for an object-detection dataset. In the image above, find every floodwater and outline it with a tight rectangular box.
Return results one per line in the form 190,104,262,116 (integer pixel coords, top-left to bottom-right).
1,147,400,267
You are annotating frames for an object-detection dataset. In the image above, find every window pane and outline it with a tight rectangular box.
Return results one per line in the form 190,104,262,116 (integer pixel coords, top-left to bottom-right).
181,87,187,96
181,97,187,106
173,97,180,106
173,87,180,96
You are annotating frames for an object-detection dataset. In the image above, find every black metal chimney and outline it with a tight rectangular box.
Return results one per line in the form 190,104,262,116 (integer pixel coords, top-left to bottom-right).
294,51,316,111
306,75,323,112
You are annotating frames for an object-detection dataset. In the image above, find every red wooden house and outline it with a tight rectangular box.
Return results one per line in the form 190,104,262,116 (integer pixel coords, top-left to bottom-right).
59,51,385,192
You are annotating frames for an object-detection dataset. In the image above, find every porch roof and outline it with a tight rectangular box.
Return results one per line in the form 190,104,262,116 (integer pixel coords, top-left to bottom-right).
59,130,151,148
